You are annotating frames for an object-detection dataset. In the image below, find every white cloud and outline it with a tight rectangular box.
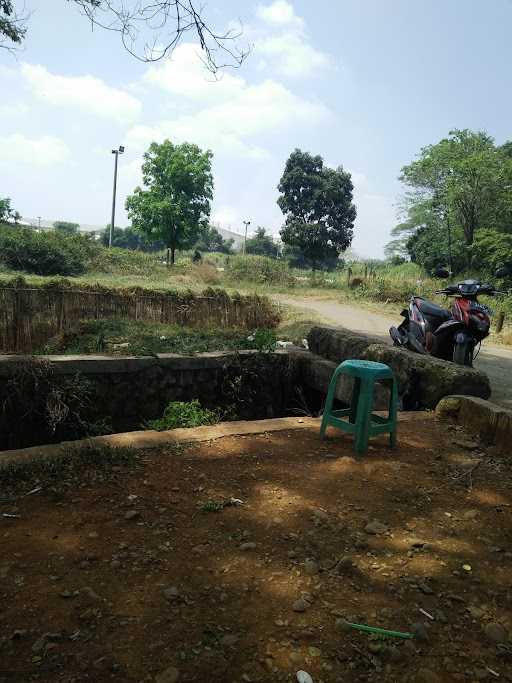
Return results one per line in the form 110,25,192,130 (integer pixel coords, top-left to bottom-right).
255,1,331,78
127,78,330,159
0,102,30,118
0,133,70,166
144,43,245,101
257,33,330,78
256,1,304,30
20,63,141,124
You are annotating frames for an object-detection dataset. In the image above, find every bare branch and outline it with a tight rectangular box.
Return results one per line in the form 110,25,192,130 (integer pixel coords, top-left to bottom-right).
69,0,249,69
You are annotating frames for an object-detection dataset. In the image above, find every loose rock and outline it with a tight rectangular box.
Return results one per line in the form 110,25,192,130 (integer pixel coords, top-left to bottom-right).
416,669,441,683
155,666,180,683
364,520,388,535
292,598,309,613
304,559,319,576
163,586,180,602
484,621,508,643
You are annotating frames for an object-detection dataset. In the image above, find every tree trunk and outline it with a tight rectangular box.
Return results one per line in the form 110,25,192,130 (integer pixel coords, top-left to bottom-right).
166,248,170,267
171,246,176,265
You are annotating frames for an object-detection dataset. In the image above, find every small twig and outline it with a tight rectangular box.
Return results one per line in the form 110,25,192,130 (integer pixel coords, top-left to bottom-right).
24,486,43,497
419,608,434,621
2,513,20,519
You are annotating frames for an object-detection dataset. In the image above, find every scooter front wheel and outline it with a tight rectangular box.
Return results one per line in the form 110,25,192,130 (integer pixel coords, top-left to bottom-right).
453,340,473,366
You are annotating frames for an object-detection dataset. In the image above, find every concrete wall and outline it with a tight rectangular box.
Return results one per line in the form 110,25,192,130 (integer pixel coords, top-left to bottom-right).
0,351,294,449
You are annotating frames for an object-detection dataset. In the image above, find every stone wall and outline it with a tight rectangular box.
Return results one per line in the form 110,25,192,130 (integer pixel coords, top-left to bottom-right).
0,351,295,449
307,326,491,410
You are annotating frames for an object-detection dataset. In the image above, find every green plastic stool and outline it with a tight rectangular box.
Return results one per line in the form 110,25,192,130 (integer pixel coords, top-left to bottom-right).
320,359,398,455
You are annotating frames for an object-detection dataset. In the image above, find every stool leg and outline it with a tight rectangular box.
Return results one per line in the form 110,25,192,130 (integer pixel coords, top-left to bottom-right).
354,384,373,456
349,377,360,423
389,378,398,448
320,368,340,440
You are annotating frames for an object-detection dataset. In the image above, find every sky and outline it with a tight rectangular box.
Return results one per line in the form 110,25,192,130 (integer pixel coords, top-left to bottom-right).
1,0,512,257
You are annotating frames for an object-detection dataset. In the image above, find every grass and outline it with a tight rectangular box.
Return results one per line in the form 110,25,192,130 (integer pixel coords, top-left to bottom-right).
2,245,511,346
39,319,260,356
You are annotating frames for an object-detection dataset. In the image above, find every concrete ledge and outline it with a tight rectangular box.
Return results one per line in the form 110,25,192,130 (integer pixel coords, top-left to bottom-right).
0,418,320,470
436,395,512,453
0,413,430,471
308,326,491,409
0,350,292,377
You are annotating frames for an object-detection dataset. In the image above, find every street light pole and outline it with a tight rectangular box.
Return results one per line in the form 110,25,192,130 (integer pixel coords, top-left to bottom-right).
243,220,251,255
109,145,125,248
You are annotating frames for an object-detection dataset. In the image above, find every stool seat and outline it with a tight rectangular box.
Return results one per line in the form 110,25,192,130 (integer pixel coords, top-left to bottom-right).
319,359,398,456
338,359,393,379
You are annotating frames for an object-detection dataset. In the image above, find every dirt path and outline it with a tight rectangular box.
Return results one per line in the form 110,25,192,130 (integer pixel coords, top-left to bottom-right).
2,420,512,682
276,295,512,410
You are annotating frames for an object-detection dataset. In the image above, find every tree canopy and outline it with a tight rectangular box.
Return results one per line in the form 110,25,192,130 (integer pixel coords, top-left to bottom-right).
194,224,234,254
101,225,164,251
278,149,356,269
388,129,512,272
126,139,213,265
53,221,80,236
0,196,20,224
245,227,279,258
1,1,247,68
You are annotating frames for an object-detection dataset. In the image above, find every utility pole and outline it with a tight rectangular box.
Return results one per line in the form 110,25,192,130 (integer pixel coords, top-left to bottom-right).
109,145,125,247
243,220,251,255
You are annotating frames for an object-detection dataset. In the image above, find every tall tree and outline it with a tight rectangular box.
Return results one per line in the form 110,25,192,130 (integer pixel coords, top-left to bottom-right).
278,149,356,269
400,129,511,251
245,227,279,258
126,140,213,266
1,1,246,68
0,196,20,223
100,225,164,251
53,221,80,236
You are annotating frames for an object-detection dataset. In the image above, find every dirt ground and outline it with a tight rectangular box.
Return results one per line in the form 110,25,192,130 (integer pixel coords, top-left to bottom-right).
1,417,511,683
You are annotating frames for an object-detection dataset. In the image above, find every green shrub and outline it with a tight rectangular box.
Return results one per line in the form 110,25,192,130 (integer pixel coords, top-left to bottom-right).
147,399,219,431
226,255,295,287
250,328,277,352
88,246,163,275
471,230,512,278
0,224,98,276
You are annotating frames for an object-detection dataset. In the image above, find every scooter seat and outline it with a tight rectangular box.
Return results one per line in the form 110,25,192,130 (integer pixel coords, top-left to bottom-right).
415,298,451,319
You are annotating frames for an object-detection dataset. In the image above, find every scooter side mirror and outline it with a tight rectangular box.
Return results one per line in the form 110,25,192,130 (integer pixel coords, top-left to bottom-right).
434,267,450,279
495,265,512,278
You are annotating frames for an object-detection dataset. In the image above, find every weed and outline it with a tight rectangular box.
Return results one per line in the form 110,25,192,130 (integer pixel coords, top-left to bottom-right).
251,328,277,352
147,399,220,431
41,320,254,356
200,497,243,513
0,359,111,450
200,500,225,513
